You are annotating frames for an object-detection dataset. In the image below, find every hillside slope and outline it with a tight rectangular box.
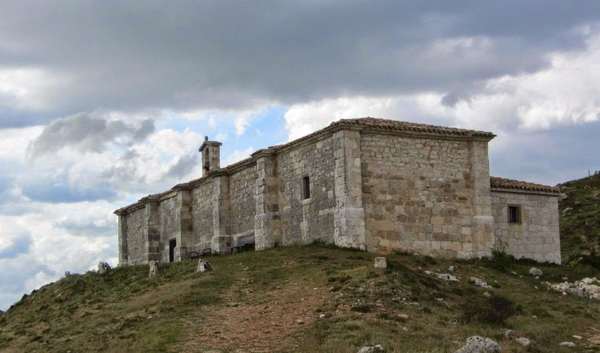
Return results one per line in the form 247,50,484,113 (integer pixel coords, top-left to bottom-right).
1,246,599,353
559,173,600,263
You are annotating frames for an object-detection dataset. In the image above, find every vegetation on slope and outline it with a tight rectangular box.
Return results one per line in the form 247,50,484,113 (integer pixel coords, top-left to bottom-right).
559,173,600,265
0,246,599,353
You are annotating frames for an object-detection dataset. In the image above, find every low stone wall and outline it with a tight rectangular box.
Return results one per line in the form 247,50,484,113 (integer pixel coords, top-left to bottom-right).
491,190,561,264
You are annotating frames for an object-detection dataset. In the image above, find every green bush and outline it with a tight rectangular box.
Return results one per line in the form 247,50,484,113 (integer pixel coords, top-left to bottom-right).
461,294,520,325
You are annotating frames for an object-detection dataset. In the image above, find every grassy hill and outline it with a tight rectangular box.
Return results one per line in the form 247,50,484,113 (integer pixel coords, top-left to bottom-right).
559,173,600,264
1,245,599,353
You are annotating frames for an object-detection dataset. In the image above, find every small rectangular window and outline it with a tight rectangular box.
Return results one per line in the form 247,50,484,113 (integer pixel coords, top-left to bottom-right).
508,205,521,224
302,176,311,200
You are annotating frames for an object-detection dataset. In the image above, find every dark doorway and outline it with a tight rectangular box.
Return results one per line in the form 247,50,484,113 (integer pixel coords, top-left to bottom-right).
169,239,177,263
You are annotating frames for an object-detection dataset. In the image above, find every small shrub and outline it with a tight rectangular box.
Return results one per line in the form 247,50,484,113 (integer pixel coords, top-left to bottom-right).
351,303,374,313
461,294,520,325
486,250,516,273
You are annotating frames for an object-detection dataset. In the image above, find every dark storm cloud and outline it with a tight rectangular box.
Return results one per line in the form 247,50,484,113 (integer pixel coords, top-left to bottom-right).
27,113,154,157
1,1,600,126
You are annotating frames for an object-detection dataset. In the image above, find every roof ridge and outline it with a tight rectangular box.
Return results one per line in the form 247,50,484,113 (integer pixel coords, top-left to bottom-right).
490,176,560,194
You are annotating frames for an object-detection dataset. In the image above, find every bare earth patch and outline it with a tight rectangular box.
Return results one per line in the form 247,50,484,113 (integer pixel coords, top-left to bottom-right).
181,282,327,353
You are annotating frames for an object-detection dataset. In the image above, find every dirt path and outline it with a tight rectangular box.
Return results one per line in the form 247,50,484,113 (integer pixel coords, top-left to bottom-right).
180,278,327,353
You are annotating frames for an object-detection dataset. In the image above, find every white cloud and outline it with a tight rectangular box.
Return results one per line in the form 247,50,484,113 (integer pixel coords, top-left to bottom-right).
0,68,63,111
284,32,600,140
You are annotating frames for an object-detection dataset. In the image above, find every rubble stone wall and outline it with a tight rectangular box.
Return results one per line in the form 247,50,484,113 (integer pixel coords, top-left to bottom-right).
229,166,257,236
159,195,177,262
125,208,146,265
491,190,561,264
191,180,215,251
276,136,336,245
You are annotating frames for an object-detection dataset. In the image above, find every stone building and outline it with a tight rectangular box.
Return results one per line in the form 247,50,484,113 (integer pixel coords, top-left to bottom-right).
114,118,562,265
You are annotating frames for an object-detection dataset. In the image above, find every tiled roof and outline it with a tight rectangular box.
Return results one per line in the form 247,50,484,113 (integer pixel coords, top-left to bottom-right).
490,176,561,194
331,117,495,139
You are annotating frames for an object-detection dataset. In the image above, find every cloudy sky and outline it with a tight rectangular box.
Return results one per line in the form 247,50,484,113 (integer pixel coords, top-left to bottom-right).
1,1,600,310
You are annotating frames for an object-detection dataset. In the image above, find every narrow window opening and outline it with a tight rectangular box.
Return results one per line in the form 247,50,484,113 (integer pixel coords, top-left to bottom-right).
169,239,177,263
302,176,311,200
508,206,521,224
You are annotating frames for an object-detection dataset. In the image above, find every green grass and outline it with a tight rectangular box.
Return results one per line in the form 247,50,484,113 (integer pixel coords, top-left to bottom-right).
559,173,600,265
0,245,599,353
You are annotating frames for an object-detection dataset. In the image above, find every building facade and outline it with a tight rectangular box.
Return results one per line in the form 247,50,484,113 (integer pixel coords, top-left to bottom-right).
114,118,562,265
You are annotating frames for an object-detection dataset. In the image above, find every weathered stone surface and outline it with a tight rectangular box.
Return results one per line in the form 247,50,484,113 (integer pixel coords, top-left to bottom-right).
492,191,561,264
529,267,543,276
114,118,560,267
454,336,500,353
360,134,494,258
125,208,146,265
97,262,111,275
547,277,600,300
373,257,387,270
196,259,212,273
357,344,385,353
469,277,491,289
515,337,531,347
559,341,576,348
148,260,159,278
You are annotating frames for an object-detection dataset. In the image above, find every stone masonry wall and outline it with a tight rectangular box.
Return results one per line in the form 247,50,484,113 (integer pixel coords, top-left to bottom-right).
159,195,177,262
361,133,489,258
491,191,561,264
191,181,215,251
229,167,257,236
276,136,336,245
125,208,146,265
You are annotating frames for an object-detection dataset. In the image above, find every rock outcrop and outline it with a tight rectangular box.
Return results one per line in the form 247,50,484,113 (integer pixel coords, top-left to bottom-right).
547,277,600,300
454,336,500,353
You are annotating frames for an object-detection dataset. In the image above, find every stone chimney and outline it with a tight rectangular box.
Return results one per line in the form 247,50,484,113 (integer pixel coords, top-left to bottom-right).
199,136,222,176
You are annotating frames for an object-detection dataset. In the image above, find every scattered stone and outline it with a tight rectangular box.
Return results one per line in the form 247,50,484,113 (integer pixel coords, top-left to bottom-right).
559,341,576,348
397,313,409,321
437,273,459,282
515,337,531,347
547,277,600,300
448,265,455,272
196,259,213,273
454,336,500,353
529,267,543,276
97,262,111,275
572,335,583,340
373,257,387,270
148,261,159,278
296,319,304,324
469,277,492,289
482,291,491,298
503,330,514,339
357,344,385,353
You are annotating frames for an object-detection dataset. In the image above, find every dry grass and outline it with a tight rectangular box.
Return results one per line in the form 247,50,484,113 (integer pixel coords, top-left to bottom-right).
0,245,599,353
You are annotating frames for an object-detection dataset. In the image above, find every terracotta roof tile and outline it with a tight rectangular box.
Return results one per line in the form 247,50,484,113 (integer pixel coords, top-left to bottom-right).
332,117,495,139
490,176,560,194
